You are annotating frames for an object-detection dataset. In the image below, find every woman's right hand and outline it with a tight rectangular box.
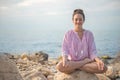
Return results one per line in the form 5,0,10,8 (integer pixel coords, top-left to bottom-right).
62,55,69,68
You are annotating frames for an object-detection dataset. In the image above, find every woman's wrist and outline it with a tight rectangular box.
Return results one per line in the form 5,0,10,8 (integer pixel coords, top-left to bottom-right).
62,55,68,61
84,58,93,63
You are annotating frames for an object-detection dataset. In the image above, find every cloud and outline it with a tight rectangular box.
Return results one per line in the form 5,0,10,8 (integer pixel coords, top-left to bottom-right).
0,6,8,10
0,0,120,17
16,0,57,7
87,0,120,12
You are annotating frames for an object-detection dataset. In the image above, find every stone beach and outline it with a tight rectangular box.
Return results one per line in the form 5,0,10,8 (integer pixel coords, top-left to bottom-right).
0,51,120,80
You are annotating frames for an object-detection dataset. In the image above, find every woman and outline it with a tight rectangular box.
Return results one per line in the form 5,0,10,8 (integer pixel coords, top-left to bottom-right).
56,9,108,74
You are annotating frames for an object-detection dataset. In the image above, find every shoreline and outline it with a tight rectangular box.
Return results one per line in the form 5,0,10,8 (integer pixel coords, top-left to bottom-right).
0,50,118,59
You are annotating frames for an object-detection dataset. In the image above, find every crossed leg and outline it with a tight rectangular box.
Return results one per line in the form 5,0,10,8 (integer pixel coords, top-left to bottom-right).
56,61,81,74
80,62,107,73
56,60,107,74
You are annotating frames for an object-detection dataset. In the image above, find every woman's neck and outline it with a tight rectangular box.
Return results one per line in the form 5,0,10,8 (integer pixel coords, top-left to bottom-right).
74,27,84,33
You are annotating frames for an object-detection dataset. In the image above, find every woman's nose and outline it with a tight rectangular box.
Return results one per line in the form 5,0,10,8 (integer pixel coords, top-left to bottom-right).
77,20,80,23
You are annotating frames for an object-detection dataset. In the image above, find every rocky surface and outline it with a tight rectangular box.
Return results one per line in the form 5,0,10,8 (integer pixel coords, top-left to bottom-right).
101,53,120,79
16,52,57,80
54,70,99,80
0,52,120,80
0,54,23,80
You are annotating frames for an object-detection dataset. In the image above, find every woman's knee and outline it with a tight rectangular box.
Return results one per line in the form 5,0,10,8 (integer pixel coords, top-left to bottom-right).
56,61,74,74
56,61,67,72
56,61,63,71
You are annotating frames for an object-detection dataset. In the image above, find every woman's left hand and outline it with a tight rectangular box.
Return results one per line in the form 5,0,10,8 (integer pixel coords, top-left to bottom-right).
95,58,104,70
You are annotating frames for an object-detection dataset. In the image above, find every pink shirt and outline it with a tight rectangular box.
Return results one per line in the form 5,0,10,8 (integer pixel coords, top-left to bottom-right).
62,29,97,61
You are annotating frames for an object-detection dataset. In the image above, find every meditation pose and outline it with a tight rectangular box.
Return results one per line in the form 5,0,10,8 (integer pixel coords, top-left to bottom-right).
56,9,108,74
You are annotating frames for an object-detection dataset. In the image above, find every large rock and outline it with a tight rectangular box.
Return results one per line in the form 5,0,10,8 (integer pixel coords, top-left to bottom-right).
110,53,120,78
29,51,48,63
22,70,47,80
54,70,99,80
34,51,48,61
0,54,23,80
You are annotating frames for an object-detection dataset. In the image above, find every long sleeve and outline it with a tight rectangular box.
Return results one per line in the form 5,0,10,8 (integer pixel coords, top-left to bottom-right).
88,32,97,60
62,32,70,57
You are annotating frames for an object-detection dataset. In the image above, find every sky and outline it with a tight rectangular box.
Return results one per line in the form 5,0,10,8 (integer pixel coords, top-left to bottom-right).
0,0,120,41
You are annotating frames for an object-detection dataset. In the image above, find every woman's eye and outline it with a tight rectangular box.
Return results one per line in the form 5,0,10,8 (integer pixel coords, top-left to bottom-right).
75,19,78,21
79,19,82,21
75,18,82,21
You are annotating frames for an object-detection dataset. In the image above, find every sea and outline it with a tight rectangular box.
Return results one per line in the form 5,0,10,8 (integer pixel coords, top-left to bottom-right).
0,28,120,58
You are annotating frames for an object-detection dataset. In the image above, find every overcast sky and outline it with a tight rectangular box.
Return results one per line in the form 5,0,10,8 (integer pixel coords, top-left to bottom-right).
0,0,120,41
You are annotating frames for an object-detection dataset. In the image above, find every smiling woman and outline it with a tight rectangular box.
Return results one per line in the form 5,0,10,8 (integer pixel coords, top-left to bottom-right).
56,9,108,74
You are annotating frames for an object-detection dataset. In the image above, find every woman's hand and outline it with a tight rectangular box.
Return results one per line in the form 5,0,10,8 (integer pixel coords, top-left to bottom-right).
84,58,93,64
95,58,104,70
62,55,69,68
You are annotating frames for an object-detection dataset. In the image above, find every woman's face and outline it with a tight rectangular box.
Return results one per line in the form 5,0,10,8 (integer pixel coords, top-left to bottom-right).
73,14,84,28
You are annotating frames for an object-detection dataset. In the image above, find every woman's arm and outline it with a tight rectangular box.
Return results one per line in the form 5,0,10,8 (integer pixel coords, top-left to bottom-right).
79,58,94,67
88,31,97,60
62,55,68,67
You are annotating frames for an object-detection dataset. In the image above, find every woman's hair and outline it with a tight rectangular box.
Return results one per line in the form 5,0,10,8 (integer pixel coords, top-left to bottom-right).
72,9,85,21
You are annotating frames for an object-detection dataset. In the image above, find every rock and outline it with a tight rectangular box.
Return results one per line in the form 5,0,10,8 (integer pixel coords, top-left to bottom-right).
0,54,23,80
101,55,113,59
37,66,52,77
21,53,29,60
54,70,99,80
111,53,120,64
109,53,120,78
57,56,62,61
110,63,120,78
23,70,47,80
101,55,115,65
17,58,28,64
48,58,58,65
4,52,14,59
13,55,21,59
116,78,120,80
101,59,109,65
118,71,120,77
29,51,48,63
96,74,110,80
35,51,48,61
47,75,54,80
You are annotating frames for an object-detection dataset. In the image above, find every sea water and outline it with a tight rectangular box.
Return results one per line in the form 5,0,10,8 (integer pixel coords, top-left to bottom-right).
0,29,120,58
